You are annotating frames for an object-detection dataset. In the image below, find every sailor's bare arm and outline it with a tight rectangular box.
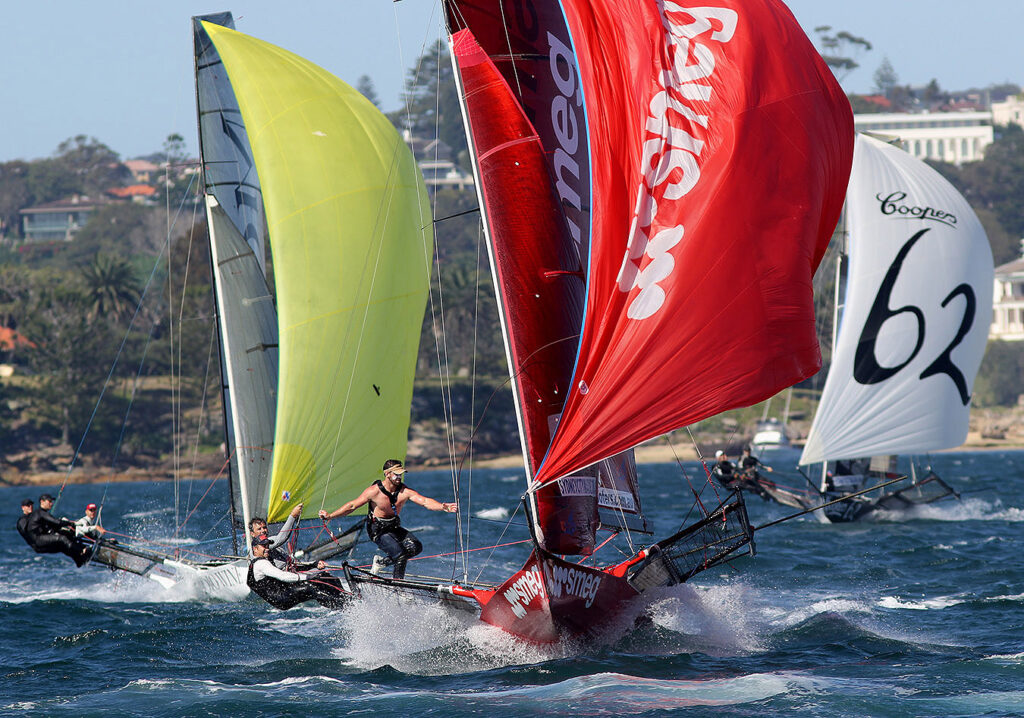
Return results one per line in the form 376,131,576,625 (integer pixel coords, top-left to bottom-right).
319,488,373,520
406,488,457,513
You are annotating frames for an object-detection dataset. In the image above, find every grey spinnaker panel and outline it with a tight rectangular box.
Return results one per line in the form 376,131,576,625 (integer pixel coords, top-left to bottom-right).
193,13,268,268
206,196,278,522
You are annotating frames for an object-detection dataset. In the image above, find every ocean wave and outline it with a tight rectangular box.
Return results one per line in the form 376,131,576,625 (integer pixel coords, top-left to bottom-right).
474,507,509,521
440,671,821,711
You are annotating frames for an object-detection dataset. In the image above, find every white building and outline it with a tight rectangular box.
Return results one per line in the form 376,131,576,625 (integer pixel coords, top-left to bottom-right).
991,95,1024,128
854,111,993,165
991,244,1024,341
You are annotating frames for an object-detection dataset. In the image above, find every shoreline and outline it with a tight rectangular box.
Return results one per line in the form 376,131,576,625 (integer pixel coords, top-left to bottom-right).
4,435,1022,487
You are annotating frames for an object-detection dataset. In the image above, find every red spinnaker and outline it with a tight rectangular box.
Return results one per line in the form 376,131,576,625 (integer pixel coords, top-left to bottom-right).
537,0,854,482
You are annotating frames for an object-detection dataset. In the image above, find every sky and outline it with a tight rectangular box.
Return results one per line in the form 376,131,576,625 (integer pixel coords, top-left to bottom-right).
1,0,1022,163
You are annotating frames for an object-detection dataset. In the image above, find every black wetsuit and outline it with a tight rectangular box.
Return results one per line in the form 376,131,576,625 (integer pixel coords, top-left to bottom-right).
365,480,422,580
24,507,90,566
246,558,347,610
713,460,737,489
16,514,33,547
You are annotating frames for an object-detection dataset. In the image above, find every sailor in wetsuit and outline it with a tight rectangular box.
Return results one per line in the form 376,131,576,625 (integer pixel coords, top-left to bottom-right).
249,503,304,570
712,451,738,489
318,459,457,580
737,446,773,500
23,493,91,566
247,537,348,610
16,499,34,547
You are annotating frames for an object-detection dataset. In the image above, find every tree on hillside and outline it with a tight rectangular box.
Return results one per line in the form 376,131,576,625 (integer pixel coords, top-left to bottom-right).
20,282,116,446
396,40,470,171
54,135,128,196
931,123,1024,264
872,57,898,96
814,26,872,81
82,254,143,324
974,340,1024,407
356,75,380,108
26,158,80,206
0,161,31,237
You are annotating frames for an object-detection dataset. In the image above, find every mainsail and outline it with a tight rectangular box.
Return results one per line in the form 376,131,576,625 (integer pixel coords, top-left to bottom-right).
196,19,433,524
800,134,994,465
534,0,854,482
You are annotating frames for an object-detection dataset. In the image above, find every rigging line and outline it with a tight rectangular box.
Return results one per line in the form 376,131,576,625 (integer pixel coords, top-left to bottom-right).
176,320,218,542
473,500,522,585
94,311,163,520
496,0,523,98
317,139,407,509
55,173,197,509
433,206,480,223
174,199,205,531
460,219,486,584
753,475,909,532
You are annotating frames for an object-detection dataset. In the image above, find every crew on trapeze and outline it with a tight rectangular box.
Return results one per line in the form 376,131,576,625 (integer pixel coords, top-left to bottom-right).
319,459,457,580
17,493,93,566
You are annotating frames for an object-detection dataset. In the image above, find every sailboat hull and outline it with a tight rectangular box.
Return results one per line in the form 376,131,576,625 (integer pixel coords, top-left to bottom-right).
479,551,641,644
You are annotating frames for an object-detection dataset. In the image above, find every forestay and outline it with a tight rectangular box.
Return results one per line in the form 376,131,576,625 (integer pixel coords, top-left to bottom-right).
800,134,994,465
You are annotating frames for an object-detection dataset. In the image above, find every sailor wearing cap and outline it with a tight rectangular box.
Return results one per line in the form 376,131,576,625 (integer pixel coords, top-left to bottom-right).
318,459,457,580
75,502,105,540
246,536,347,610
22,493,92,566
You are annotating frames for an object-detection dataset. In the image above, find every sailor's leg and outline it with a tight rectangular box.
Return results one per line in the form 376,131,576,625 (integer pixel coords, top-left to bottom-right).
373,531,405,572
390,529,422,580
32,533,90,566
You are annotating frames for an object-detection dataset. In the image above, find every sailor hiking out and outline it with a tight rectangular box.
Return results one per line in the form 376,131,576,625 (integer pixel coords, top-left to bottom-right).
319,459,456,580
246,537,349,610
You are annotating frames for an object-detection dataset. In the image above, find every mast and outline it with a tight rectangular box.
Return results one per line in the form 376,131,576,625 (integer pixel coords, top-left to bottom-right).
192,13,240,554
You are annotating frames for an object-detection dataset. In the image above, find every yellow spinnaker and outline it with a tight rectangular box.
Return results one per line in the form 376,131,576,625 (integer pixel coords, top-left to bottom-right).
203,22,433,522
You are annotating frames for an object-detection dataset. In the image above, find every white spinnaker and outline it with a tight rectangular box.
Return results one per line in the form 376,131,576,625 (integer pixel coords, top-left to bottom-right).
800,134,993,465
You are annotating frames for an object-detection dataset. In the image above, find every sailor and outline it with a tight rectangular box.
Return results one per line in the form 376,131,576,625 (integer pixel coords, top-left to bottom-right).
74,503,105,540
247,537,347,610
738,446,773,478
24,493,91,567
16,499,34,547
249,503,304,570
318,459,457,580
712,451,738,489
737,447,773,501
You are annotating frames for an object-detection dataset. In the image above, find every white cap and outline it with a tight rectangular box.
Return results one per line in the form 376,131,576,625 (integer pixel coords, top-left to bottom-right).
715,450,724,458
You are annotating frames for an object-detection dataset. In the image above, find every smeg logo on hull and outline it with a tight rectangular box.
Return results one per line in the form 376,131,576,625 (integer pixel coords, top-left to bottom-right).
876,191,957,227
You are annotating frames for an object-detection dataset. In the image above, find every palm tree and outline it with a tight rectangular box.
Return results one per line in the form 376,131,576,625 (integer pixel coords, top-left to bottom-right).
82,253,141,324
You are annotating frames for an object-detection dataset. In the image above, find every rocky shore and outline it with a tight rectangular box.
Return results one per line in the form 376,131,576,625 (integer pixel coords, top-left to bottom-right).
4,407,1022,486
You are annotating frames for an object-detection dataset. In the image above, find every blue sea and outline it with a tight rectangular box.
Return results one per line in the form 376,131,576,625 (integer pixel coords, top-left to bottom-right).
2,450,1022,717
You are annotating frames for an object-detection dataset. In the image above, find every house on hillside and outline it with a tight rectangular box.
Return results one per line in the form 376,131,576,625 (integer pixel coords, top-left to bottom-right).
124,159,159,184
107,184,158,203
991,244,1024,341
19,195,107,242
854,110,993,165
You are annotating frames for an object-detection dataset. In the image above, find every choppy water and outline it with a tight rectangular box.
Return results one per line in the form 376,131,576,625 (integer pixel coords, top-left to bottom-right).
2,450,1022,716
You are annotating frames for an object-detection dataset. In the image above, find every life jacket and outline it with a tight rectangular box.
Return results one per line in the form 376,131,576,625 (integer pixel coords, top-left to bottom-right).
246,559,311,611
366,480,403,539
